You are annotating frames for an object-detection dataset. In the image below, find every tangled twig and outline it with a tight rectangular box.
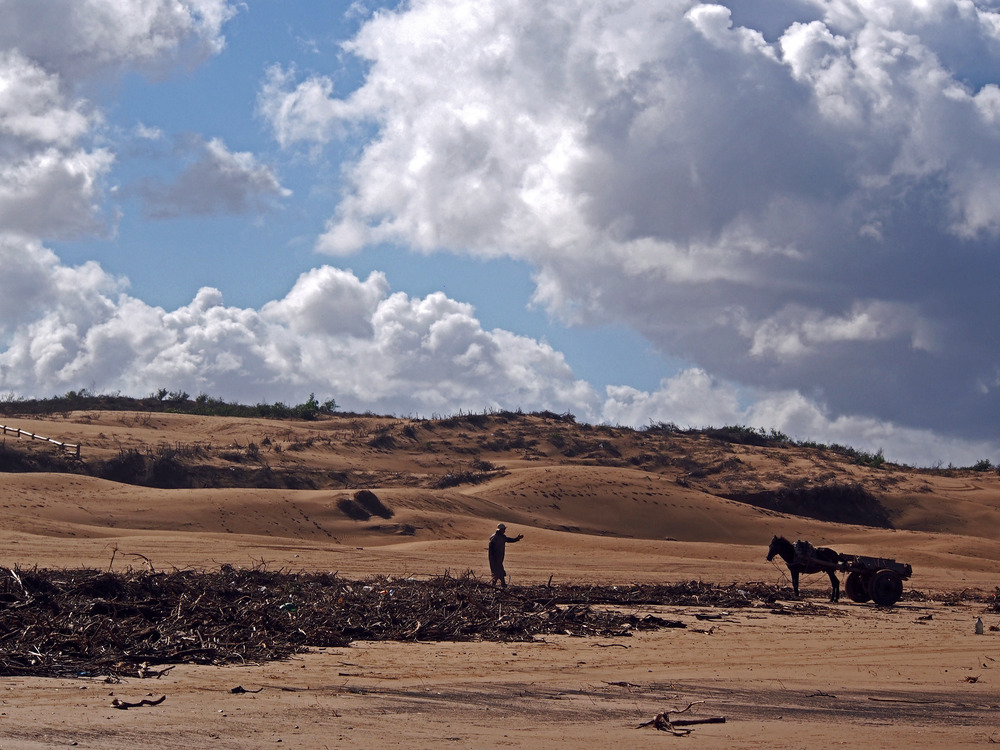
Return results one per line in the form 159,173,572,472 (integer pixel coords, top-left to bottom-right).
637,701,726,735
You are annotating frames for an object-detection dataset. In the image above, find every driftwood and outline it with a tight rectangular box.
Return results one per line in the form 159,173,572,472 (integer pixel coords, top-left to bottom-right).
136,663,175,679
0,567,807,680
637,701,726,735
111,695,166,710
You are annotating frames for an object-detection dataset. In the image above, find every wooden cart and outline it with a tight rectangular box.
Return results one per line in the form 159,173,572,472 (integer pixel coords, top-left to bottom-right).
836,553,912,606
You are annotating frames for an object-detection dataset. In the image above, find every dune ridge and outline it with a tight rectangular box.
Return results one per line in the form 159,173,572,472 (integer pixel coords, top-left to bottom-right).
1,409,1000,748
0,409,997,591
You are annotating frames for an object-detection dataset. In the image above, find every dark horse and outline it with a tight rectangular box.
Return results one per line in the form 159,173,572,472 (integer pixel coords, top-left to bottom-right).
767,535,841,602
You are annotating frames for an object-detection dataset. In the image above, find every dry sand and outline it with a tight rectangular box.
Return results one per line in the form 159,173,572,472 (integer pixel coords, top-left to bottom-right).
1,599,998,748
0,411,998,748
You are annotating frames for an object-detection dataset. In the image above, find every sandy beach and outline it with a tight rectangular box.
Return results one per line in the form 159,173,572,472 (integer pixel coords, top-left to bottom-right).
0,410,997,748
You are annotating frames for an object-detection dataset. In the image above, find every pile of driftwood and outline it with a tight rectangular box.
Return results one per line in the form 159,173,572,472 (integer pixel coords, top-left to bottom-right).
0,566,783,679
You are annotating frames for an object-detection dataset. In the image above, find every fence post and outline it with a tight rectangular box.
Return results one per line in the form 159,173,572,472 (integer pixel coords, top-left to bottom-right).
0,423,82,458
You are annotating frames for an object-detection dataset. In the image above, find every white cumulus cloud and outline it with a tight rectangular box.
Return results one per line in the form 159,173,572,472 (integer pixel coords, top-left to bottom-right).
600,367,998,467
0,0,236,80
0,0,242,238
140,137,290,218
259,0,1000,446
0,50,93,146
0,236,597,417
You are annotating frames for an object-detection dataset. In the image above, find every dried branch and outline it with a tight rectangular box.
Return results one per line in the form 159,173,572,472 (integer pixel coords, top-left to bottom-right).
0,568,790,680
111,695,166,710
638,701,726,735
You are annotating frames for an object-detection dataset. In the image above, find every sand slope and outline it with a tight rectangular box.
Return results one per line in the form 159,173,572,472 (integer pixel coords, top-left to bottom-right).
1,410,999,748
0,410,998,589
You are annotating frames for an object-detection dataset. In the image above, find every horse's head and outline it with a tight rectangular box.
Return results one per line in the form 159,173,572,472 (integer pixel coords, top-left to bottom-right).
766,534,782,561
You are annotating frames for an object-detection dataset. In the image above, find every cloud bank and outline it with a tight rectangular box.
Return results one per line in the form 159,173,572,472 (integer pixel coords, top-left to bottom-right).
2,228,985,466
0,236,596,417
0,0,239,237
0,0,998,467
0,0,234,79
260,0,1000,451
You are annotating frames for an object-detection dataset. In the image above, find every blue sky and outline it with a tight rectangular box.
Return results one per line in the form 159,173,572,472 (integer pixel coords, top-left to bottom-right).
2,0,1000,466
50,0,676,392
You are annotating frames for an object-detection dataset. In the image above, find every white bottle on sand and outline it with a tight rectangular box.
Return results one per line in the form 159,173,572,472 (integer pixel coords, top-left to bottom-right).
975,616,984,635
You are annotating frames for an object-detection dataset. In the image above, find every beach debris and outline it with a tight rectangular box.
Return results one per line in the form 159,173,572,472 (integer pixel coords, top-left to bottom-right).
111,695,166,710
694,612,725,620
605,681,641,690
637,701,726,735
137,662,175,679
0,567,772,680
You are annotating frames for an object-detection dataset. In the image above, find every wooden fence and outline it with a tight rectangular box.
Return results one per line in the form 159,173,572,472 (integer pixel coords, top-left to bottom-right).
1,424,81,457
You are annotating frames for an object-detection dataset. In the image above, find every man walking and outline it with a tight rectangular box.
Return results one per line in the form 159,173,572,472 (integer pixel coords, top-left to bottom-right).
488,523,523,587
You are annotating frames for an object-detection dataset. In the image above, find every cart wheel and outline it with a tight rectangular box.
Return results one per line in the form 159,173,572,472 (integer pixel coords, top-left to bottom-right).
845,572,871,603
868,569,903,606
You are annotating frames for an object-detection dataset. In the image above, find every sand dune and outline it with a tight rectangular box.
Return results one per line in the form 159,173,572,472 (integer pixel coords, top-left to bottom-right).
1,410,998,587
1,410,999,748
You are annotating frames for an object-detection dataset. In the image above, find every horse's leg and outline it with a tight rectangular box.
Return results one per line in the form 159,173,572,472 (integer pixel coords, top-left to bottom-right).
791,569,799,597
828,570,839,602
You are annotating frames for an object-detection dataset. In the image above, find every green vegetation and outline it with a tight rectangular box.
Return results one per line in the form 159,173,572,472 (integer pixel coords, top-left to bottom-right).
641,422,790,447
1,391,995,472
701,425,790,447
845,447,886,469
0,389,337,421
645,422,902,469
